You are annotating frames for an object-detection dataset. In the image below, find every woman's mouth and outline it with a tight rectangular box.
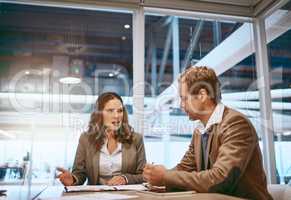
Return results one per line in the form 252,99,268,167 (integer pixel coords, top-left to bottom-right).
112,121,120,126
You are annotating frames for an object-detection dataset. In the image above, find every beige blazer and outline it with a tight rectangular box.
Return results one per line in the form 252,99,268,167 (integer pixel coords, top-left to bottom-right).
71,132,146,185
164,107,273,200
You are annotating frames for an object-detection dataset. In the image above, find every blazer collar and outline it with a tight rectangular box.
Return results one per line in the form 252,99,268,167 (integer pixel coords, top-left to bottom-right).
194,124,216,171
196,102,225,135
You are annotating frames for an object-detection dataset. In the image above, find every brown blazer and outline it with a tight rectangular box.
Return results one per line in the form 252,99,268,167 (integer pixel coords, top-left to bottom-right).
71,132,146,185
164,107,273,200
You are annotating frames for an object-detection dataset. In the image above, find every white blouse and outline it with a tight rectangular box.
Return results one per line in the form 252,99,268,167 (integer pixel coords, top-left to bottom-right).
99,139,122,184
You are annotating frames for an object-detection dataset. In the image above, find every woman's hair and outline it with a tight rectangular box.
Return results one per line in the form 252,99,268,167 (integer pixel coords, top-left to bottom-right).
87,92,133,150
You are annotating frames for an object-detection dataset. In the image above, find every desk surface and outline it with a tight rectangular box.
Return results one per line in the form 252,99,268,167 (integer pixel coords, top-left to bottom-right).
2,185,246,200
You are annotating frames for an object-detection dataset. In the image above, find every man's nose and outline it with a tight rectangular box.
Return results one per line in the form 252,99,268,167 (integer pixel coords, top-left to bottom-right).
180,101,185,110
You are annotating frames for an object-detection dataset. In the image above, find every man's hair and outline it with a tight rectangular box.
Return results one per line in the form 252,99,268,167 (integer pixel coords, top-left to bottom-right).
179,66,221,103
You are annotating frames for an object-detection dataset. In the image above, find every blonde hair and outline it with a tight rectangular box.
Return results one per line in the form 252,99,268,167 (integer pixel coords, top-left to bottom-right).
179,66,221,103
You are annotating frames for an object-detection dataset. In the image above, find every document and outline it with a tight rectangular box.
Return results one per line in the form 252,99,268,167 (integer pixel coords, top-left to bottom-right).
137,190,197,197
43,193,138,200
64,184,147,193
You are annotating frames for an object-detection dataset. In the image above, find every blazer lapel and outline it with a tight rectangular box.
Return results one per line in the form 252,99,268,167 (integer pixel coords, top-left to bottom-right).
194,129,202,172
121,143,129,173
205,126,215,169
92,150,100,184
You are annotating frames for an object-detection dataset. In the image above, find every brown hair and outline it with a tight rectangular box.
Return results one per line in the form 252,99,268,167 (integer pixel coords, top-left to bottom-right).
179,66,221,103
87,92,133,150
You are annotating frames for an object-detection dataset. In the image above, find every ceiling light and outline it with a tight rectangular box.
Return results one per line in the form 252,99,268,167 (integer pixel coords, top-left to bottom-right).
121,36,126,40
283,131,291,136
59,77,81,84
108,73,114,77
124,24,130,29
25,70,30,75
0,130,16,139
59,59,83,84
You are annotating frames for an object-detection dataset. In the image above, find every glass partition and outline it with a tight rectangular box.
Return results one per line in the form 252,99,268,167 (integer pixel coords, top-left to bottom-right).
0,2,133,185
143,13,258,167
267,0,291,184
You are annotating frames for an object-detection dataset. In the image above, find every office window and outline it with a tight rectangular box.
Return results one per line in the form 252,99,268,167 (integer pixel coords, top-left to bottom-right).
144,13,259,167
0,3,133,184
267,0,291,185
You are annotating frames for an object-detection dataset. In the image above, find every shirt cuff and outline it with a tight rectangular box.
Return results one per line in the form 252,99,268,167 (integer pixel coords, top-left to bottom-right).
71,174,79,185
121,175,129,184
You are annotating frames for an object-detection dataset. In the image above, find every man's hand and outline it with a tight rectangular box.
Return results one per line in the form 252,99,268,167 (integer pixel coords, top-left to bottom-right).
107,176,127,186
56,167,74,186
143,164,166,186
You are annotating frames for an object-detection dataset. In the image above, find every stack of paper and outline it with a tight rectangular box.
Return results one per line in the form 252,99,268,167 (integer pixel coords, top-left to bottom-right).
44,193,138,200
65,184,147,193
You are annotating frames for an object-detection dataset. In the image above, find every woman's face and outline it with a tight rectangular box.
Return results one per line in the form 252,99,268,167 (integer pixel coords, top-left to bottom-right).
102,98,124,131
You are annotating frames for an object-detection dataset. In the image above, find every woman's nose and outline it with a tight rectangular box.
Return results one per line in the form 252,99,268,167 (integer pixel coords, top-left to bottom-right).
113,111,119,118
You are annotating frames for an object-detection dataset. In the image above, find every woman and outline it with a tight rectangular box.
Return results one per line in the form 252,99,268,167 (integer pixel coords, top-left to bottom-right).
57,92,146,186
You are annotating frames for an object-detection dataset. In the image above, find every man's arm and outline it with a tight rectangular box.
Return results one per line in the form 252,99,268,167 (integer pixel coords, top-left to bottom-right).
164,115,257,192
174,134,197,172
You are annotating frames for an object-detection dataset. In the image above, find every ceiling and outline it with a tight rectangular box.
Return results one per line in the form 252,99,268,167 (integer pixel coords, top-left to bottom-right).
1,0,282,17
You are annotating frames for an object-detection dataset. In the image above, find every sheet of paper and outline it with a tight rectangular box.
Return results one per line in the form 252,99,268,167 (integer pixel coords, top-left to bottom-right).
65,185,112,192
113,184,147,191
43,193,138,200
65,184,147,193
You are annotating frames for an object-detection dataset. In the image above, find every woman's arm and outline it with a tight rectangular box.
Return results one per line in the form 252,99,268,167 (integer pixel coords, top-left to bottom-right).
71,133,88,185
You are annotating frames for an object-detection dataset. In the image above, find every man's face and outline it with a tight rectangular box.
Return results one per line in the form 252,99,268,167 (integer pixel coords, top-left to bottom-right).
179,81,203,121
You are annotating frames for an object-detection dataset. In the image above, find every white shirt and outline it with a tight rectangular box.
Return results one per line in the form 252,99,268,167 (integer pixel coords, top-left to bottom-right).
99,139,122,183
196,102,225,134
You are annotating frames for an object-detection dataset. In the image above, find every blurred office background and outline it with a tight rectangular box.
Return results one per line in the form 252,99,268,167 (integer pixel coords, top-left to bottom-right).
0,0,290,186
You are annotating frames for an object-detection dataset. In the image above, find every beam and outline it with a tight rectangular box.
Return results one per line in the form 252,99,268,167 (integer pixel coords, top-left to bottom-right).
157,9,291,102
143,0,253,17
132,7,145,134
213,21,221,46
172,16,180,80
158,20,173,83
196,9,291,76
181,20,204,71
253,16,276,184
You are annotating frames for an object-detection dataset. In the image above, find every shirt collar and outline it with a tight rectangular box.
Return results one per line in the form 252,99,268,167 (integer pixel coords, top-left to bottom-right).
100,139,122,155
196,102,225,134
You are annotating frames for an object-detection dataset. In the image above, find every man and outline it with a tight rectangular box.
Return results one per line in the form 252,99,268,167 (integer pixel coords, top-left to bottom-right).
143,66,273,199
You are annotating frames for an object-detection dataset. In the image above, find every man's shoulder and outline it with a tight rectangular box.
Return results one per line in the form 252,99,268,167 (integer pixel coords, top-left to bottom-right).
222,106,249,121
220,106,256,133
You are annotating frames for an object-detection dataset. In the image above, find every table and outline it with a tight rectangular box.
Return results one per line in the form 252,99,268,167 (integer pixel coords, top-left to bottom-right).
1,185,246,200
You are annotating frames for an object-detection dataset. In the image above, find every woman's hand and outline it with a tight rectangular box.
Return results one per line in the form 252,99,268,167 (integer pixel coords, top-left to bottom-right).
56,167,74,186
107,176,127,186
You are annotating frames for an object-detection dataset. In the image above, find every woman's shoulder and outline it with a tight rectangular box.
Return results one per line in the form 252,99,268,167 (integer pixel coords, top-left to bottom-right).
131,132,144,144
78,131,95,143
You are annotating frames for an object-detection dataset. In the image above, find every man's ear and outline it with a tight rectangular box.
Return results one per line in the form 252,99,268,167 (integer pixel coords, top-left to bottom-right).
198,88,208,102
